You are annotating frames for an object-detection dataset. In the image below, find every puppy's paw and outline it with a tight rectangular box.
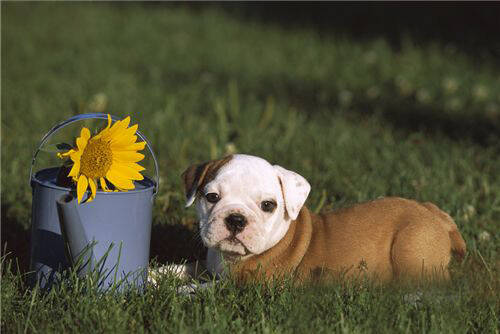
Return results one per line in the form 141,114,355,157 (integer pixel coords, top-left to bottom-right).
177,281,218,296
148,264,192,287
177,283,198,295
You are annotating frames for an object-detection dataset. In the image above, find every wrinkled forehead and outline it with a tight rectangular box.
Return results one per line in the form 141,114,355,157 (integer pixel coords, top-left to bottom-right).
206,156,281,195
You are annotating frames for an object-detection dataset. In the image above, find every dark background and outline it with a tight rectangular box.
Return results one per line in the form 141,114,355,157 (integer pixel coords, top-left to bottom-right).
168,2,500,64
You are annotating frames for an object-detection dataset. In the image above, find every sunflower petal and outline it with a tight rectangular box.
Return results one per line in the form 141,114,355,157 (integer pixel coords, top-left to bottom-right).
111,140,146,151
106,169,135,190
123,162,146,172
120,124,138,139
68,161,80,178
57,149,75,159
110,124,131,140
110,135,137,148
88,178,97,202
76,128,90,151
100,177,110,192
113,151,145,162
81,127,91,140
69,150,82,163
119,116,131,129
77,175,89,204
110,124,137,142
111,163,144,180
106,114,112,130
103,120,120,138
107,116,130,138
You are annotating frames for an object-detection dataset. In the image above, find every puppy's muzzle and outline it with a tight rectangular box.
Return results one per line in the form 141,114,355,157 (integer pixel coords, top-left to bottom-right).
224,213,247,234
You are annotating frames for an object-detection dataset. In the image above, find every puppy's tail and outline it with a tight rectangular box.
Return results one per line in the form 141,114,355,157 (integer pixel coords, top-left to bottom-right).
421,202,467,261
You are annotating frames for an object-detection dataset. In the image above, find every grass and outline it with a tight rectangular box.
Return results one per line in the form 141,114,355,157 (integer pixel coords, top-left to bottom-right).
2,3,499,333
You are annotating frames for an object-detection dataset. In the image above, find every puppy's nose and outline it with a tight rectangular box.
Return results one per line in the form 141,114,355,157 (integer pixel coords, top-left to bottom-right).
224,213,247,234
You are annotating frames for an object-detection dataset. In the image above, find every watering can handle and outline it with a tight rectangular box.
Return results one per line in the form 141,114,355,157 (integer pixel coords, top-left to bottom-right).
30,113,160,196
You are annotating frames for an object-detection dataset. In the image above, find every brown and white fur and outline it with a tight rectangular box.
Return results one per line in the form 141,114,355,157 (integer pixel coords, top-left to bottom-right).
150,154,466,286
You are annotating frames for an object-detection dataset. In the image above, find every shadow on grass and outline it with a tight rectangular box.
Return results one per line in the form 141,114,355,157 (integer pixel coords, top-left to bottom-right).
155,56,500,147
271,79,500,147
361,100,500,147
149,221,207,265
142,3,500,62
216,3,500,64
1,204,31,273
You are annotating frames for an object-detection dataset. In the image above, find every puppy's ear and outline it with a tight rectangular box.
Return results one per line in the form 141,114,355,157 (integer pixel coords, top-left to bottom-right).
273,165,311,220
182,162,211,207
181,155,233,207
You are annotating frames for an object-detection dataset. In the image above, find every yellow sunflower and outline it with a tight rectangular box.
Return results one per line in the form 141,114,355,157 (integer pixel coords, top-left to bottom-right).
58,115,146,203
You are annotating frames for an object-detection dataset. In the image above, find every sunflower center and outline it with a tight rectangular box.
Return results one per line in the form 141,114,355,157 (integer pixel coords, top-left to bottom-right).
80,139,113,179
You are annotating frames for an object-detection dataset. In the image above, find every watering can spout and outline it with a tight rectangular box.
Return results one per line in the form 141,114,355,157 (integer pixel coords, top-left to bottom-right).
56,194,95,275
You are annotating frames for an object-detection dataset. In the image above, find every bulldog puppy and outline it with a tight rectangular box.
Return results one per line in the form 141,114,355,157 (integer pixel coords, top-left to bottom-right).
152,154,466,286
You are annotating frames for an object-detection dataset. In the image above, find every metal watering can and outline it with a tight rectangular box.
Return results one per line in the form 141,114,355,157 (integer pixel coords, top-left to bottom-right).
29,113,159,290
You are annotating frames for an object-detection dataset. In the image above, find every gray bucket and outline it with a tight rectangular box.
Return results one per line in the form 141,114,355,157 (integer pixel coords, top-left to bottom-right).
29,113,159,291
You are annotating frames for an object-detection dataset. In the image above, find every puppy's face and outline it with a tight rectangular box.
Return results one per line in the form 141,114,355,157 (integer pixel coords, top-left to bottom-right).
183,154,310,258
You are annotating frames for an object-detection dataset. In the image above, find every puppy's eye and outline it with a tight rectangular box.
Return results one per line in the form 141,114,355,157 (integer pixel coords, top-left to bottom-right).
205,193,220,203
261,200,277,213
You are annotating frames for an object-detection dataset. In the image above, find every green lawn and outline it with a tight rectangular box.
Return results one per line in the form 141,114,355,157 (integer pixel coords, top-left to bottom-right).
2,3,499,333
